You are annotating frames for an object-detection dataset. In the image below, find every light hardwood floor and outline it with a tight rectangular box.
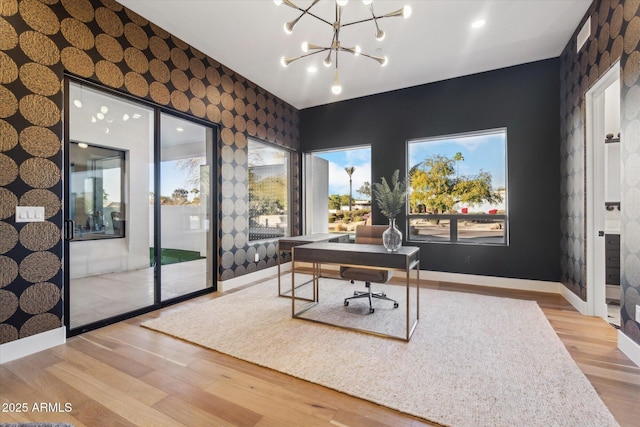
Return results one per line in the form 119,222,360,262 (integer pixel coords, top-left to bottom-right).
1,277,639,427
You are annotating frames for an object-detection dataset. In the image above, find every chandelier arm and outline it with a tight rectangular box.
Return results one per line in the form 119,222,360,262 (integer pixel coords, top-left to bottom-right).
287,48,331,64
343,11,408,27
343,3,381,28
305,11,334,26
338,46,359,55
340,17,376,27
282,0,333,27
354,51,387,65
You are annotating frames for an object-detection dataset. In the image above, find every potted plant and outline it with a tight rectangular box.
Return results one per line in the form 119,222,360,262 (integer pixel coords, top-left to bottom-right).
372,169,407,252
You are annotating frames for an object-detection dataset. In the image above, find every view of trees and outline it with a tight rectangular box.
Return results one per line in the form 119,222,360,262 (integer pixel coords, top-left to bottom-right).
409,152,503,214
344,166,356,211
357,181,371,198
248,170,287,227
328,194,353,210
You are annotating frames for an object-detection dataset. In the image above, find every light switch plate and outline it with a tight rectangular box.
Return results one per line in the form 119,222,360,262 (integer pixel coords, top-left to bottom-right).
15,206,45,222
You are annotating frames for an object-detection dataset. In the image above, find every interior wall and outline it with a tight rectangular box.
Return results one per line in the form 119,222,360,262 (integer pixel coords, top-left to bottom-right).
0,0,300,346
301,59,561,282
559,0,640,346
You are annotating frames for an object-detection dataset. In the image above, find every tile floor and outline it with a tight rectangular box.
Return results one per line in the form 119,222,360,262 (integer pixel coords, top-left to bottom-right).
69,259,209,328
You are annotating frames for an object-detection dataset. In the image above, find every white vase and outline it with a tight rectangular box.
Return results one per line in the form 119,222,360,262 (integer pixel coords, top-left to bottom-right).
382,218,402,252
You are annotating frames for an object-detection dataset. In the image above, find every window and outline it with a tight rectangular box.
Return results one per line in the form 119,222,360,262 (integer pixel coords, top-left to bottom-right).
248,139,290,240
309,147,371,236
407,129,507,244
69,142,125,240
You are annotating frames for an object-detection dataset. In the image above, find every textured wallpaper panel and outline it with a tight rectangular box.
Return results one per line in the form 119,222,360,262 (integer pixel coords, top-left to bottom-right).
559,0,640,345
0,0,300,345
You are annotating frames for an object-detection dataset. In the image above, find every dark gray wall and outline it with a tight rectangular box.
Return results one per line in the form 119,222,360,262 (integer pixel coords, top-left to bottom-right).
300,59,561,282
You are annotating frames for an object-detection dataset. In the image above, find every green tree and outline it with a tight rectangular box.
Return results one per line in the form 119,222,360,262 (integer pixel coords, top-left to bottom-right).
171,188,189,204
328,194,342,210
357,181,371,199
409,154,502,214
248,173,287,226
344,166,355,211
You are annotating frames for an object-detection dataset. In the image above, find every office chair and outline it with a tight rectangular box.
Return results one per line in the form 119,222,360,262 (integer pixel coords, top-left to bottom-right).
341,225,399,313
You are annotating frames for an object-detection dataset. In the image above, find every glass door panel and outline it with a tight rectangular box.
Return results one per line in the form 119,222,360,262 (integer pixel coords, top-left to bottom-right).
66,81,155,330
159,113,213,301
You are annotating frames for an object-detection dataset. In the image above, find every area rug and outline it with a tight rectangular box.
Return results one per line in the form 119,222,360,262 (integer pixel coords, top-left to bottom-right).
141,276,619,427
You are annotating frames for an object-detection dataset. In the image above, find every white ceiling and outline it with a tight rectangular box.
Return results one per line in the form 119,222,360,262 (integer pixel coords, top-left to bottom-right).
119,0,591,110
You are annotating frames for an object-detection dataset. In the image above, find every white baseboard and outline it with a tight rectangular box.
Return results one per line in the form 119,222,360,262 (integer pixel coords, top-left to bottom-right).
560,286,588,315
0,326,66,364
618,330,640,367
419,270,564,294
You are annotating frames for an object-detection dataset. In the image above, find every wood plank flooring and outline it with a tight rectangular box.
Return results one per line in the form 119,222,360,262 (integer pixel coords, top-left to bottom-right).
1,277,639,427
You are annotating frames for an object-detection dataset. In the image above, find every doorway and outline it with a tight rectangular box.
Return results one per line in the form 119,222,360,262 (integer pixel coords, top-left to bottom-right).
64,79,216,334
585,62,621,327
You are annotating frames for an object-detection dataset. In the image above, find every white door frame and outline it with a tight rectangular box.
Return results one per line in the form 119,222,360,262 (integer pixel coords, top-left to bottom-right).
585,61,620,318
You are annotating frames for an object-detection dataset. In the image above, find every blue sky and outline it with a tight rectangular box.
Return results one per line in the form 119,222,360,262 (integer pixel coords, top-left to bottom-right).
311,131,505,199
408,131,506,189
314,147,371,198
154,131,505,203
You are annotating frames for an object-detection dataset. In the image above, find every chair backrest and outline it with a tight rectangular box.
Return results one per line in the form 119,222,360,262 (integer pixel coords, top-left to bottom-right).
354,225,386,245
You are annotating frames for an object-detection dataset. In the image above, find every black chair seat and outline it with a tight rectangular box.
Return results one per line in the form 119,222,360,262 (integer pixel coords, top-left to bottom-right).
340,266,391,283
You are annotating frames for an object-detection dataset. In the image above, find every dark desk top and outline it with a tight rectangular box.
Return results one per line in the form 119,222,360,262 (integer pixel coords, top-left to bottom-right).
292,242,419,270
278,233,349,251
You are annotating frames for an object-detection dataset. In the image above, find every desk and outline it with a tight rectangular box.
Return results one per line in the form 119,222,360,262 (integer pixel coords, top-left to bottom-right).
277,233,349,298
291,242,420,341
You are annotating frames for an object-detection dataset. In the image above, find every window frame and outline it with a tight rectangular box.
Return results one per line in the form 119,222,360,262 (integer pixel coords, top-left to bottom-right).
405,128,508,246
68,141,127,241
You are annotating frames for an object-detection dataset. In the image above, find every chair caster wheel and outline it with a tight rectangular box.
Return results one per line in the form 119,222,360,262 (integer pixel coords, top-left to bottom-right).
344,300,349,306
369,308,375,314
393,303,399,308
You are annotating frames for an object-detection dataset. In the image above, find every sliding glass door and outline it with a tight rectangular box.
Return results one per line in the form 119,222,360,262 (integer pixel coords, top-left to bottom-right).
66,81,155,331
65,79,216,334
159,113,214,300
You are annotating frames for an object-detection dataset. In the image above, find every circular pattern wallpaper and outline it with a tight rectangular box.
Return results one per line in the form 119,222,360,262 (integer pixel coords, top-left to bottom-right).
0,0,299,345
559,0,640,339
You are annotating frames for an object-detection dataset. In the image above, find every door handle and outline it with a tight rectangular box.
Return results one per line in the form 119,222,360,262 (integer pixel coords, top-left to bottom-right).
598,230,605,237
64,219,75,240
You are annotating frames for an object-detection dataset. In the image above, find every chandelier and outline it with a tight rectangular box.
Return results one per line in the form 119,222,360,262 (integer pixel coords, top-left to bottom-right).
275,0,412,95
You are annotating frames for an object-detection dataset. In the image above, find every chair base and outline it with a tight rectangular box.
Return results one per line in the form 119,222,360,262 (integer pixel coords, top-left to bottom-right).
343,283,399,314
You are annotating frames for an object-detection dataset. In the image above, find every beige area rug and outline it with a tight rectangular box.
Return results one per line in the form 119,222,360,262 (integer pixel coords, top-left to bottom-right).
142,276,619,427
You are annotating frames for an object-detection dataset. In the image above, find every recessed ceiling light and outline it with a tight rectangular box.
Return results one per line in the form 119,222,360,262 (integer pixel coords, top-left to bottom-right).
123,114,130,121
73,99,82,108
307,65,317,73
176,127,184,132
100,106,109,114
96,112,104,120
132,113,141,119
78,142,88,148
91,116,96,123
471,19,486,29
